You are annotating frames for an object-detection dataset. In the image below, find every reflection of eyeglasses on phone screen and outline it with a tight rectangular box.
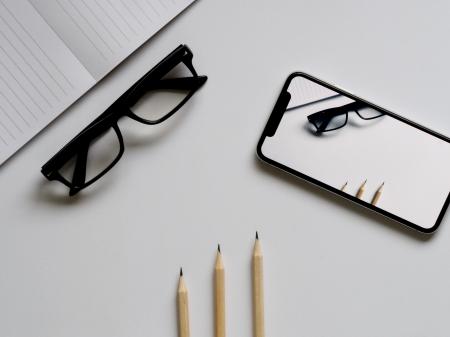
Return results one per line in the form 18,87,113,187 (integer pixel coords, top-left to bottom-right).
307,101,384,133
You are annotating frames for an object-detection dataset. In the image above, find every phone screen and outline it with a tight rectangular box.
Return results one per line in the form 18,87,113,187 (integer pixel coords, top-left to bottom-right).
257,73,450,232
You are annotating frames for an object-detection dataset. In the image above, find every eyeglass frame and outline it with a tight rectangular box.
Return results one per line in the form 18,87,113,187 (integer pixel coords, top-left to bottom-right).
41,44,207,196
307,100,384,133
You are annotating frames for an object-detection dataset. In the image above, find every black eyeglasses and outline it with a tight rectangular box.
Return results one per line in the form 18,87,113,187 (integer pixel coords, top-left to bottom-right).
41,44,207,196
307,100,384,133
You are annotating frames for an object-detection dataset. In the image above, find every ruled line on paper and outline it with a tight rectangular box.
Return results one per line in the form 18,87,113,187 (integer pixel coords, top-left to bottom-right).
107,0,139,35
0,0,195,163
0,15,68,97
93,0,130,42
55,0,108,60
0,98,23,134
0,74,37,122
0,2,75,91
0,29,60,103
0,44,53,109
0,57,46,115
134,0,155,23
79,0,123,48
65,0,115,54
141,0,161,20
0,2,70,97
119,0,146,29
0,0,95,163
31,0,194,79
287,76,339,110
158,0,168,10
0,129,7,146
0,114,15,140
0,90,30,128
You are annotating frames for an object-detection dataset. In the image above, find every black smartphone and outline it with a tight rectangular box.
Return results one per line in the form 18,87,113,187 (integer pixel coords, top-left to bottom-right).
257,72,450,233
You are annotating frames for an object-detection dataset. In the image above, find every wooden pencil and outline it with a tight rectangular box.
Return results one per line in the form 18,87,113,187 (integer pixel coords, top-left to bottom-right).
356,179,367,199
371,182,384,206
215,245,226,337
340,181,348,192
252,232,265,337
177,268,190,337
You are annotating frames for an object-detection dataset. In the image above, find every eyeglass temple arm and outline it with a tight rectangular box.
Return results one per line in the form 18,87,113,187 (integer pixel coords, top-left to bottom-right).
308,100,368,124
152,76,207,90
309,100,368,118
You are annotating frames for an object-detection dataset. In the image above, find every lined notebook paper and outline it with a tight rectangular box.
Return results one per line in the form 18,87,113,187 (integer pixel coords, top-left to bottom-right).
0,0,195,165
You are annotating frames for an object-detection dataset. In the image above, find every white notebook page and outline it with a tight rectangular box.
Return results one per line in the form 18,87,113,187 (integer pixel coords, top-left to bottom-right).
0,0,95,164
31,0,195,79
0,0,195,165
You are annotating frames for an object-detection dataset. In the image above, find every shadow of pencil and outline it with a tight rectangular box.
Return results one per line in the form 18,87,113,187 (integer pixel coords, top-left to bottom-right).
253,154,435,242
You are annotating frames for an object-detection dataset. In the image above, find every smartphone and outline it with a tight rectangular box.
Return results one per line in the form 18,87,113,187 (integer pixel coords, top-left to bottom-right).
257,72,450,233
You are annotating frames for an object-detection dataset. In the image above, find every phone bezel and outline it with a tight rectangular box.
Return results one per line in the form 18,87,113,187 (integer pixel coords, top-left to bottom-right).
256,72,450,233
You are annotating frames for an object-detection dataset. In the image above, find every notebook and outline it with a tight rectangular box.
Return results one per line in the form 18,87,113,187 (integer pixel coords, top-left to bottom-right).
0,0,196,165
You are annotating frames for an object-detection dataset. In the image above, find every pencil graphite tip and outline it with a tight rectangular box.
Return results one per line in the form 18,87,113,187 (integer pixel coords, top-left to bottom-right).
217,244,221,253
359,179,367,189
180,267,183,277
256,231,259,240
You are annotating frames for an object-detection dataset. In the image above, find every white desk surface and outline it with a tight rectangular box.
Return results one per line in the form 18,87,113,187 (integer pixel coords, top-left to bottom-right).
1,1,450,336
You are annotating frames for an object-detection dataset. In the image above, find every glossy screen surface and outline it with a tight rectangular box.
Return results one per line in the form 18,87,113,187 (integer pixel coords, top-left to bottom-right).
260,74,450,230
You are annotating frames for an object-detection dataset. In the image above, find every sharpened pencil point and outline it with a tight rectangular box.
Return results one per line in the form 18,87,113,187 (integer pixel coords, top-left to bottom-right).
180,267,183,277
217,244,221,253
253,230,264,337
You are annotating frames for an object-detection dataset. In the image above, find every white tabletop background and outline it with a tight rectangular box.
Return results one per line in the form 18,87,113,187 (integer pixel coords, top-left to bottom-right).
1,1,450,336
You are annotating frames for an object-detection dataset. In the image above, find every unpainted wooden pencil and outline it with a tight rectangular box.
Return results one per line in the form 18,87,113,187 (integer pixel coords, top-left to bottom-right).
177,268,190,337
356,179,367,199
252,232,265,337
371,182,384,206
215,245,226,337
